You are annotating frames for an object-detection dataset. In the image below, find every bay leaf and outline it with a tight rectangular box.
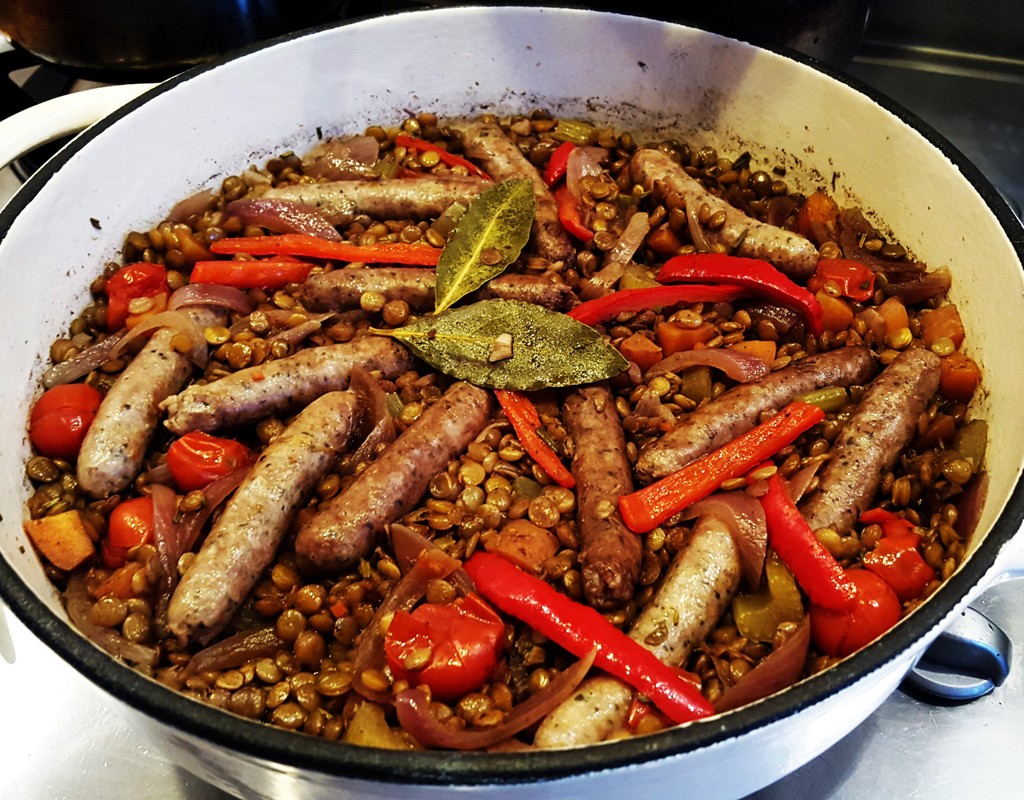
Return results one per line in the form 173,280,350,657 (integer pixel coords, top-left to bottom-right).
377,299,628,391
434,178,534,313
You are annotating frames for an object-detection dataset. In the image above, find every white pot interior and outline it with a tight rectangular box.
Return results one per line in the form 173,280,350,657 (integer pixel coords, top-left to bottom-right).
2,7,1023,798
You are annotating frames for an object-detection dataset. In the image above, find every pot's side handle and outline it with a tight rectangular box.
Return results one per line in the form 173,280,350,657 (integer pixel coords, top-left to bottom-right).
992,526,1024,582
0,83,157,172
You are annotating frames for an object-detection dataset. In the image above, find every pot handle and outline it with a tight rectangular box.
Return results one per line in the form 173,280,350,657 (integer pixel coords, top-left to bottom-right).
0,83,157,173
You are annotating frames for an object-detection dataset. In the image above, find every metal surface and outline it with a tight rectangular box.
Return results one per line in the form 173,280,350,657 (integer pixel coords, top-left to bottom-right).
2,4,1024,798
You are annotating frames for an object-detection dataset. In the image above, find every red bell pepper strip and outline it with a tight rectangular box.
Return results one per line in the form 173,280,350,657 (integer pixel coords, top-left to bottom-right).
760,473,858,611
807,258,875,302
394,133,492,180
619,401,825,533
209,233,442,266
462,551,714,724
657,253,823,336
190,259,314,289
495,389,575,488
554,184,594,243
543,141,576,187
568,284,747,327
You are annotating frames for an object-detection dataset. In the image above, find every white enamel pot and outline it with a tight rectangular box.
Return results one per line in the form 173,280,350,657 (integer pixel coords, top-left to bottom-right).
2,7,1023,800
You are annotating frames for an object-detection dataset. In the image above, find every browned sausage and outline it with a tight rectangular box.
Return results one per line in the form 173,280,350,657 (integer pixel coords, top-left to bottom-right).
295,382,494,575
563,384,641,610
800,347,942,534
161,336,414,434
257,173,490,226
167,391,360,645
533,516,740,747
301,267,575,313
636,346,876,483
630,148,819,279
77,306,226,498
459,120,576,266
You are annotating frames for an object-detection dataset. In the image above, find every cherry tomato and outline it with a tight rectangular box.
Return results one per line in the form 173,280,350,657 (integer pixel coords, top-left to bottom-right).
166,431,254,492
384,593,505,701
105,262,168,331
810,569,901,658
103,496,155,568
29,383,104,461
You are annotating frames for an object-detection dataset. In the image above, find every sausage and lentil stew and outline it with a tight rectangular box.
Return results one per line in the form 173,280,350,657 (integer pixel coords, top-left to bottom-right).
22,109,987,749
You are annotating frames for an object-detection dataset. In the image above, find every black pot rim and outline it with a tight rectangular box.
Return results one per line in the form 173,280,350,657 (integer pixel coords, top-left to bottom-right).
2,4,1024,789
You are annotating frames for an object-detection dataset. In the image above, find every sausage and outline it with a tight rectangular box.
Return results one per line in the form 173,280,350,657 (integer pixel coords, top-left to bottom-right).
636,346,876,483
563,384,641,610
800,347,941,534
77,306,227,498
630,148,819,280
458,120,576,266
257,173,490,226
166,391,360,645
161,336,414,434
301,268,575,313
533,516,741,748
295,382,494,575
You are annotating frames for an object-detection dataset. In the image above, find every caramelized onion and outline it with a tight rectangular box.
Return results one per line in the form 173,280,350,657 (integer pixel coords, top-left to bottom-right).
713,617,811,713
338,367,397,475
226,197,343,241
109,310,209,368
64,574,159,668
395,649,597,750
645,347,770,383
176,467,248,554
150,483,181,627
183,626,286,677
686,200,714,253
580,211,650,300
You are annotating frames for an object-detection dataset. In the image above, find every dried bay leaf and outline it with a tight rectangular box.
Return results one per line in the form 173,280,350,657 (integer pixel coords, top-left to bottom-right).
434,178,534,313
377,299,628,390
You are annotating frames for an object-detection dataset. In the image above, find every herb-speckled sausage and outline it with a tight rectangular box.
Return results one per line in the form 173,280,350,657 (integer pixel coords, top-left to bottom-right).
636,346,876,483
800,347,942,534
563,383,641,610
167,391,360,645
257,173,490,226
77,306,227,498
533,516,740,747
630,148,819,279
295,382,494,575
161,336,414,435
301,268,575,312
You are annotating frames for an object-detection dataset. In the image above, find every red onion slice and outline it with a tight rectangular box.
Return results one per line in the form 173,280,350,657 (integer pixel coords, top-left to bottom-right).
303,134,381,180
169,283,254,314
684,495,768,591
394,649,597,750
645,347,770,383
41,331,127,388
167,189,218,223
226,197,343,241
65,574,159,668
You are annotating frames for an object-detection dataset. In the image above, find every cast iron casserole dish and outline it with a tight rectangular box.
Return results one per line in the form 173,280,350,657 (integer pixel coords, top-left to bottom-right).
1,7,1023,799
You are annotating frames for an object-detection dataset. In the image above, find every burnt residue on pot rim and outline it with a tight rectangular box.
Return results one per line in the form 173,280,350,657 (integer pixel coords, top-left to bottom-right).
2,6,1024,788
